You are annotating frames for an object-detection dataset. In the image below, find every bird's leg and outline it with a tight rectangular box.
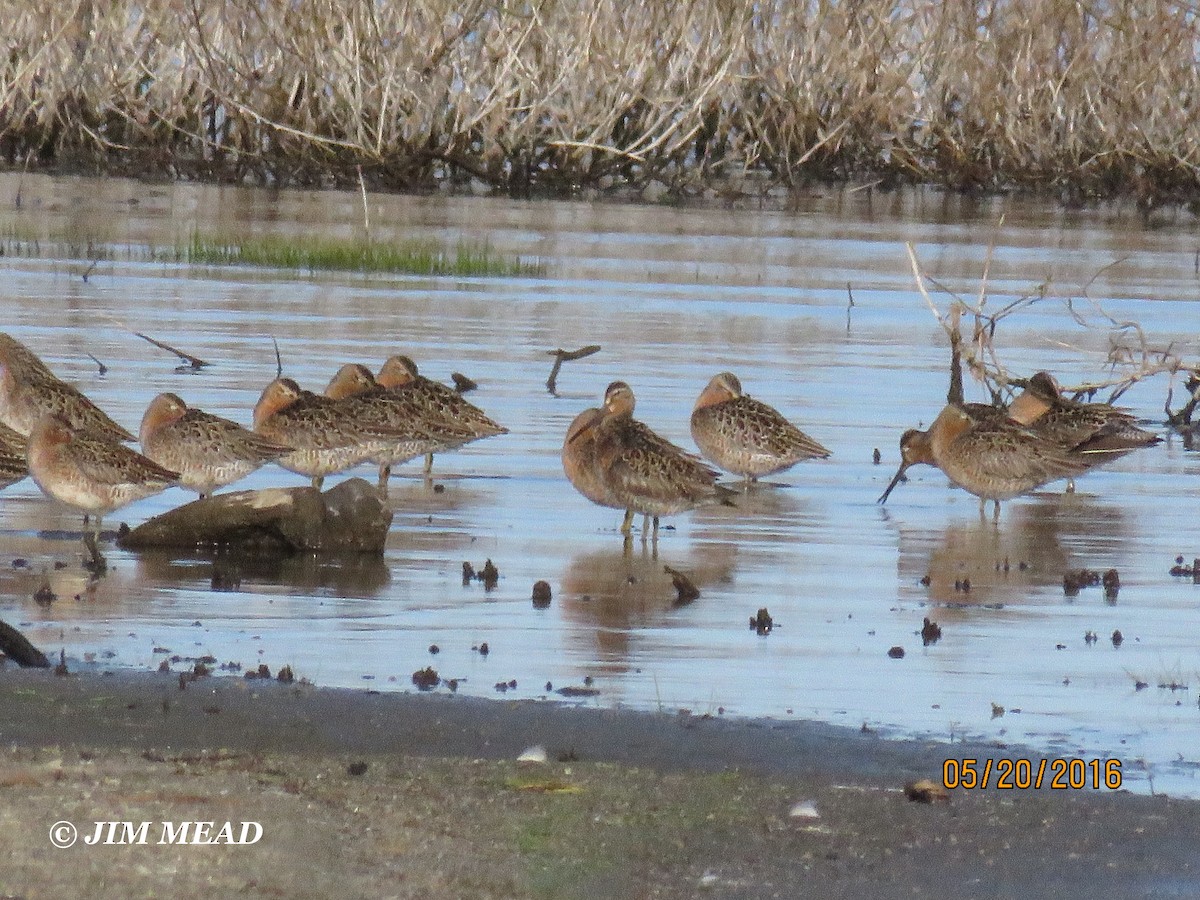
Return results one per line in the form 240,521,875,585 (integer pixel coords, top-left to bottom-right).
652,516,660,540
424,453,434,476
1066,477,1076,494
377,463,391,497
311,475,324,491
992,500,1001,523
84,516,107,575
620,509,634,535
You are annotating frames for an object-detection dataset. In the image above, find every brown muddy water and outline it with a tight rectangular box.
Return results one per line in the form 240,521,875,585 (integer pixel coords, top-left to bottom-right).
1,174,1199,796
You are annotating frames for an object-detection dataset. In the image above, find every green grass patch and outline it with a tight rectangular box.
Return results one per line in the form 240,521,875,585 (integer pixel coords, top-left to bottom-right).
0,224,544,278
176,232,544,277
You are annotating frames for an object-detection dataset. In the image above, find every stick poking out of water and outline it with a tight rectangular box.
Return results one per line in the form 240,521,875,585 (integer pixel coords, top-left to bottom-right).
135,332,209,370
546,345,601,394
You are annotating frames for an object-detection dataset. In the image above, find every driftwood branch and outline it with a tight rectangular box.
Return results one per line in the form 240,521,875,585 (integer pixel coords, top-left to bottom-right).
135,332,209,370
0,618,50,668
545,344,601,394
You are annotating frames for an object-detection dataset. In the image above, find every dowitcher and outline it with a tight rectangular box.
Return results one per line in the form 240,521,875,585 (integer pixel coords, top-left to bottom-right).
563,405,632,529
878,404,1090,518
578,381,732,539
324,363,443,495
0,335,134,441
690,372,831,485
0,420,28,489
253,377,407,490
140,393,293,498
26,414,179,570
375,355,507,475
1009,371,1160,467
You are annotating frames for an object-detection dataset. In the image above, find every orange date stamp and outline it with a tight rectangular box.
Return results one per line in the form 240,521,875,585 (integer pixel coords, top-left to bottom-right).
942,757,1122,790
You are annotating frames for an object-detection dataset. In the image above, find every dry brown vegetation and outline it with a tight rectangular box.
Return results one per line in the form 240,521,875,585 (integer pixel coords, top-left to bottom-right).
3,1,1200,202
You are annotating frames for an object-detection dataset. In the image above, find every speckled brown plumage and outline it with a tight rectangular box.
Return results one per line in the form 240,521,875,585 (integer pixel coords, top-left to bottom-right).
0,336,134,441
0,420,28,489
375,355,507,474
253,377,411,490
879,404,1090,514
690,372,830,483
140,393,292,497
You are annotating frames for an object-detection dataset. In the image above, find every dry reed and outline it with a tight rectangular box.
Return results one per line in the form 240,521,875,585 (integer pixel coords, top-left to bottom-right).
3,1,1200,202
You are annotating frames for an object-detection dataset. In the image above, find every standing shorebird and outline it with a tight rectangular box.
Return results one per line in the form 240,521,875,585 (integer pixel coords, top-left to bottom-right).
1008,372,1160,479
375,355,507,475
26,415,179,571
140,393,292,498
0,421,28,490
324,364,444,495
563,404,634,530
878,404,1089,519
690,372,830,486
573,381,732,540
253,377,409,490
0,334,134,441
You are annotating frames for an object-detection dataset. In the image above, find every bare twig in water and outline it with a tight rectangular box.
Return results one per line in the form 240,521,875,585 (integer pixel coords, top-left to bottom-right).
86,353,108,376
81,260,99,283
134,332,209,370
272,337,283,378
845,282,855,334
451,372,477,393
357,165,371,244
546,344,601,394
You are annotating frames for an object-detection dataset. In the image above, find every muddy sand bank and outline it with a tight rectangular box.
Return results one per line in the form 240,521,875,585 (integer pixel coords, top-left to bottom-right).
0,668,1196,899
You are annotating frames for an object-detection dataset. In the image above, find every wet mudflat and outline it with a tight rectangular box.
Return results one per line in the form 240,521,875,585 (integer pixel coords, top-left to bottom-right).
1,174,1199,796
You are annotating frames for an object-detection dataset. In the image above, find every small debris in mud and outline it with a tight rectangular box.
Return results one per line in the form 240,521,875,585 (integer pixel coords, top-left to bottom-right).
462,562,475,585
480,559,499,589
210,566,241,591
432,483,445,494
517,745,547,763
545,681,553,692
429,644,440,655
474,642,489,657
921,617,942,646
244,664,272,680
991,702,1005,719
1056,643,1066,650
788,800,821,819
531,580,552,608
494,679,517,693
1102,569,1120,601
11,558,27,569
451,372,478,393
557,748,580,762
584,675,593,685
53,560,68,570
1168,555,1200,582
903,779,949,804
445,678,458,692
1112,630,1124,648
887,646,905,659
157,659,170,673
277,665,294,684
919,575,931,587
1085,630,1098,645
750,608,773,635
33,582,56,605
220,661,241,672
664,565,699,604
346,761,369,777
872,448,881,465
193,662,211,678
953,578,971,594
412,666,440,690
1134,678,1148,691
1158,678,1189,691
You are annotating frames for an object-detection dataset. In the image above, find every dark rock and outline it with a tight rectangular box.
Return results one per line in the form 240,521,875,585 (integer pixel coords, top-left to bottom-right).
887,646,905,659
532,580,552,608
119,478,393,554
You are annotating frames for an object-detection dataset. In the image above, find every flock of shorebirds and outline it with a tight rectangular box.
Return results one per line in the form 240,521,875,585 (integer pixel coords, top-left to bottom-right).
0,330,1163,572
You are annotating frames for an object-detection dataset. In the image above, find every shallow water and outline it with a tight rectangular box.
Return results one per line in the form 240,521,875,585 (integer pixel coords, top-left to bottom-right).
2,174,1200,796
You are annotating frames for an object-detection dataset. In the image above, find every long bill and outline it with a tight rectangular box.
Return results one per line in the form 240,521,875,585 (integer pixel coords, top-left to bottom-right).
877,461,910,504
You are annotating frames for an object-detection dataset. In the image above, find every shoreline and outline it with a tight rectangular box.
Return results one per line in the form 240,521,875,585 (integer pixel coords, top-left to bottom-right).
1,667,1198,898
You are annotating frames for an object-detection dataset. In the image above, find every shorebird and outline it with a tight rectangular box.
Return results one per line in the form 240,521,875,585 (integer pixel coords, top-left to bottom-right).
139,393,292,498
0,334,134,441
1008,371,1160,477
26,415,179,570
253,377,408,490
0,421,28,490
878,404,1090,519
690,372,830,485
574,381,732,539
375,355,507,475
562,404,634,530
323,363,444,495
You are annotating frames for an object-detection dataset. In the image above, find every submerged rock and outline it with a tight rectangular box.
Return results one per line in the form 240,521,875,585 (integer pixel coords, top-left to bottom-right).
119,478,392,554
